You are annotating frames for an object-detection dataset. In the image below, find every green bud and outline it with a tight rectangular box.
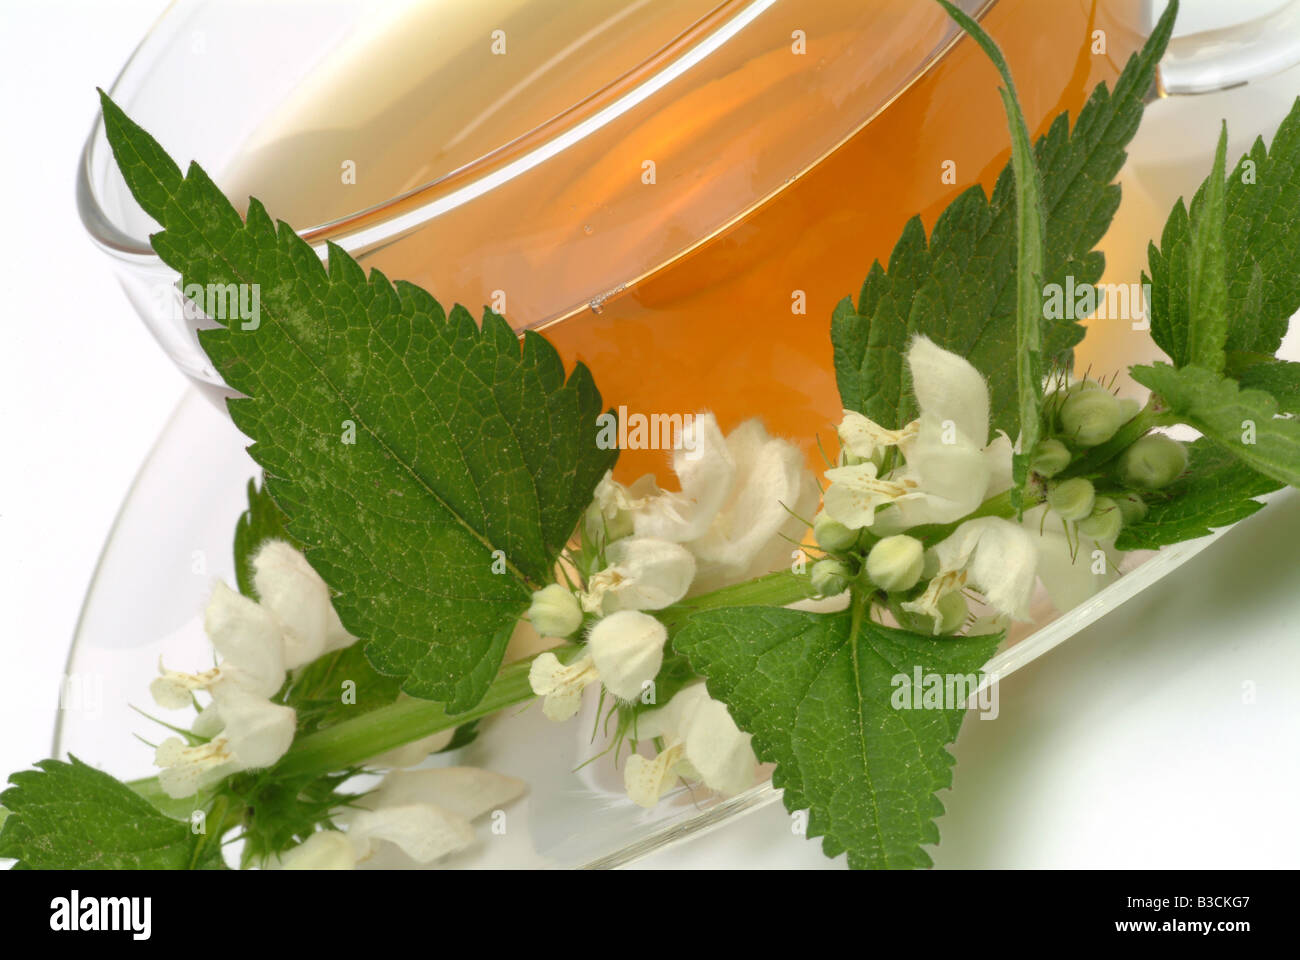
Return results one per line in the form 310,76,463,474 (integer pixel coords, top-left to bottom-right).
584,501,633,545
1077,496,1122,541
1030,438,1071,478
1115,491,1148,524
813,511,859,552
865,535,924,592
1117,397,1141,423
810,558,853,597
1047,477,1096,521
527,583,583,638
1117,434,1188,490
1059,388,1125,447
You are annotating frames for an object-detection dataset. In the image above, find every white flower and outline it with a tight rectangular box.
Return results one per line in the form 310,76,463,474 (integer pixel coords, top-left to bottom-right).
527,610,668,716
1021,504,1121,612
837,410,917,461
615,414,817,593
150,543,360,798
275,767,525,870
586,610,667,701
527,649,601,721
580,538,695,614
586,471,660,543
900,517,1037,634
822,461,911,530
684,419,820,592
154,684,296,799
624,682,757,807
150,582,285,708
823,337,1013,531
253,541,355,668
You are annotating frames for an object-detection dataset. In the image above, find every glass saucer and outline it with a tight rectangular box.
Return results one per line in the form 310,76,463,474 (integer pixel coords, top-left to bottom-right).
54,388,1259,868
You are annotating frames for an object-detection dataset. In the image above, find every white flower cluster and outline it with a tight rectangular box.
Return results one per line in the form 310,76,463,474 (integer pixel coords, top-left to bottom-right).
528,413,819,807
819,336,1112,630
275,767,525,870
149,541,356,799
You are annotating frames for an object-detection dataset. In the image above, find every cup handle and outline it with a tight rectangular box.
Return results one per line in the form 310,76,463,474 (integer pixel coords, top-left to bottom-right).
1157,0,1300,96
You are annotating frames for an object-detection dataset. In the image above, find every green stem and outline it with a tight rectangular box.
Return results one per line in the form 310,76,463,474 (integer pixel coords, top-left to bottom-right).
272,644,580,780
658,570,816,626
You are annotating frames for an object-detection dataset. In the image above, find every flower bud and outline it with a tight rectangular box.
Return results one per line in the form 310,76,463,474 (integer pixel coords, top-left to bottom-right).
1077,496,1122,541
865,535,924,592
813,511,859,552
527,584,583,638
1047,477,1095,521
1030,438,1071,478
810,558,853,597
1115,491,1148,524
1059,388,1125,447
1117,434,1188,490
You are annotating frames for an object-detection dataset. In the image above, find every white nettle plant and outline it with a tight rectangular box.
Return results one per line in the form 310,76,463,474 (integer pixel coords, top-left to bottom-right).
820,336,1124,631
528,412,819,804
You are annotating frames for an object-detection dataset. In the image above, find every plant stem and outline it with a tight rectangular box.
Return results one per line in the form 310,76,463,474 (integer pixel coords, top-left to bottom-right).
271,644,580,780
658,570,816,626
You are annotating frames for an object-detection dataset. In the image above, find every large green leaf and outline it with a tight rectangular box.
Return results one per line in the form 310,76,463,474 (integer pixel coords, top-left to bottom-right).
674,604,1000,869
1132,362,1300,488
101,92,616,710
0,757,222,869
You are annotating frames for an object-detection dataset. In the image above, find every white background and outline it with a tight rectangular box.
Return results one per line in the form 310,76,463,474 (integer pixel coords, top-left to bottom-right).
0,0,1297,869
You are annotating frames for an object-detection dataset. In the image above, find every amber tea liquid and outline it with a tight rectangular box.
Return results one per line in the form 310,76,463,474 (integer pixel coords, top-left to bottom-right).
222,0,1143,481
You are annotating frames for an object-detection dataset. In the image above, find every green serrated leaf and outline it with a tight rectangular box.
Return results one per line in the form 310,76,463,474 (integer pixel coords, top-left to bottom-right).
1132,362,1300,487
1149,97,1300,365
1114,438,1282,550
100,92,616,711
1237,358,1300,416
1185,124,1230,372
674,601,1000,869
232,477,299,600
831,2,1177,438
0,757,221,869
286,642,404,733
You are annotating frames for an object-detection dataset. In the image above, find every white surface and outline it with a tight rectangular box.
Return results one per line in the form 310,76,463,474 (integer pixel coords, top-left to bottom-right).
0,0,1297,870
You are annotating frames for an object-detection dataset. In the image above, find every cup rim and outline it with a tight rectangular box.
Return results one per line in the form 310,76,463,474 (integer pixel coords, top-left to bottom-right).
76,0,770,259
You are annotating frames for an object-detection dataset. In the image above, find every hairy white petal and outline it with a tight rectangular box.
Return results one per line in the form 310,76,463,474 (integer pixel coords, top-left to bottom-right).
587,610,668,701
837,410,917,461
687,420,819,593
907,335,990,446
252,541,353,667
274,830,357,870
932,517,1038,621
583,538,695,613
633,413,734,542
823,462,909,529
346,805,475,865
633,683,757,798
624,742,685,809
527,652,598,722
203,581,286,697
208,683,296,770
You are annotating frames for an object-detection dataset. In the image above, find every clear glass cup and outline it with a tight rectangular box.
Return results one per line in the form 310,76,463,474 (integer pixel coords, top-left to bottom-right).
66,0,1300,867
